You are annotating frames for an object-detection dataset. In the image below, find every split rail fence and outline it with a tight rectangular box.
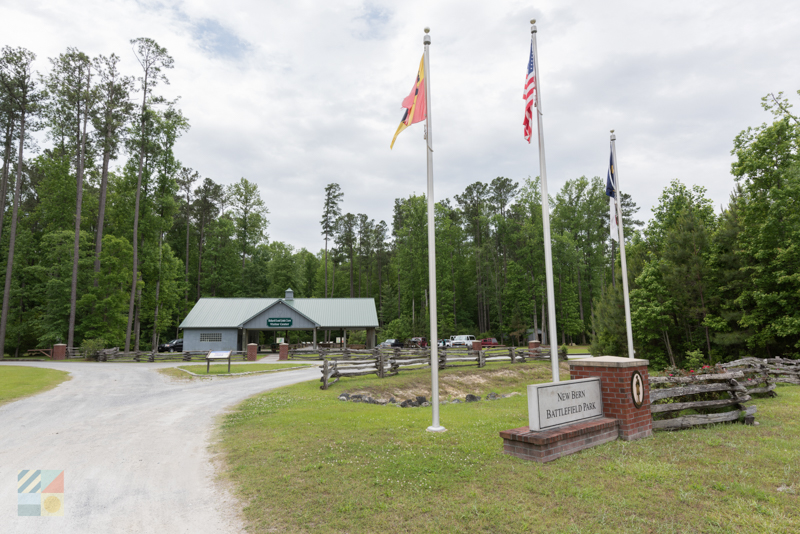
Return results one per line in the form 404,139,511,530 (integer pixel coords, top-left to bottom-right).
68,347,248,363
647,357,800,430
295,346,552,389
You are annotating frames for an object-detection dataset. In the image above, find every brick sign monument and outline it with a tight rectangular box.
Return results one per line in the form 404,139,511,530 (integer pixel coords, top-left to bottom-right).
500,356,652,462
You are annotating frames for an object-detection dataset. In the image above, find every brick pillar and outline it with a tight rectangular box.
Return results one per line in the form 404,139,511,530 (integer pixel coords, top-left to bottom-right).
528,340,541,359
247,343,258,361
279,343,289,361
569,356,652,441
53,344,66,360
471,340,482,351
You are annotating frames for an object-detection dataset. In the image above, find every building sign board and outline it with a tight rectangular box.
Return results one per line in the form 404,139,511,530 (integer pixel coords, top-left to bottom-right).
267,318,293,328
527,377,603,431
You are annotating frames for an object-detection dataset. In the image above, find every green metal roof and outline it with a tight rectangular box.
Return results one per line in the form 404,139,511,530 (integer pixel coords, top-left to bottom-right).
179,297,379,329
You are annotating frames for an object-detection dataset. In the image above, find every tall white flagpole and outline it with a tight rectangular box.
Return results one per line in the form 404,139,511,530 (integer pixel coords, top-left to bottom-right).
424,27,445,432
610,130,635,358
531,20,560,382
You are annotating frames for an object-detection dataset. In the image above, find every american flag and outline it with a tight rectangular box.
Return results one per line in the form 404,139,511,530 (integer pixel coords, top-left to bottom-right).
523,40,537,143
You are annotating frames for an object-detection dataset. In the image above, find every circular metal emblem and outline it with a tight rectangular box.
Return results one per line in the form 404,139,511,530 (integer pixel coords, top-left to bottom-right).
631,370,645,408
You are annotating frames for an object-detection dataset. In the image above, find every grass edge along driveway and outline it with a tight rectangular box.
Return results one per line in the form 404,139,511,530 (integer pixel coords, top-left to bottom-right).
218,362,800,534
0,365,71,406
178,363,315,376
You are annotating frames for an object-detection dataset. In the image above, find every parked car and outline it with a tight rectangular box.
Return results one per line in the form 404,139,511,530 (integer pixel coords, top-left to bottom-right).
378,339,395,348
410,337,428,348
451,335,476,348
438,339,449,348
481,337,500,347
158,338,183,352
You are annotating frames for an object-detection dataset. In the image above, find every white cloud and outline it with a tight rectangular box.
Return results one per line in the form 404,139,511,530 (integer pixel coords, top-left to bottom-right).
4,0,800,250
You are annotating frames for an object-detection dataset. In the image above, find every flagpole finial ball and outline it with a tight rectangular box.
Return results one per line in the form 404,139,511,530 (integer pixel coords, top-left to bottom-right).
611,129,615,133
424,27,430,33
531,19,536,24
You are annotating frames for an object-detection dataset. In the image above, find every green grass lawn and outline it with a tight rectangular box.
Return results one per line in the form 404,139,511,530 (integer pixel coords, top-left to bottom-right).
178,362,314,375
0,365,71,406
219,361,800,533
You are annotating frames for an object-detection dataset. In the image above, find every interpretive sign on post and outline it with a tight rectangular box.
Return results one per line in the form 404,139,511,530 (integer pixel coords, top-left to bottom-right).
527,377,603,431
267,318,292,328
206,350,232,374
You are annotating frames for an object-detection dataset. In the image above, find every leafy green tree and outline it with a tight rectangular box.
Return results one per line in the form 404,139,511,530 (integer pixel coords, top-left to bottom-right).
320,183,342,298
44,48,97,348
335,213,357,298
192,177,223,299
92,53,133,283
228,177,269,270
731,94,800,355
630,258,675,367
125,37,174,353
0,46,41,359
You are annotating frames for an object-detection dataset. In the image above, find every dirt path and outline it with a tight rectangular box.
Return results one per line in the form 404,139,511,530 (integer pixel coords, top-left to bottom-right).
0,360,319,533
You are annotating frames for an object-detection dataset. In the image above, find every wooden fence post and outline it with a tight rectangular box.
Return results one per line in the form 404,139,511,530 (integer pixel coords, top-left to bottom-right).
509,347,515,364
322,360,329,390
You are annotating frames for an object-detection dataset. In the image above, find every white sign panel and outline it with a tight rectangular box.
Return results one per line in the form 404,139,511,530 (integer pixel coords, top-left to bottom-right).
527,378,603,431
207,350,232,360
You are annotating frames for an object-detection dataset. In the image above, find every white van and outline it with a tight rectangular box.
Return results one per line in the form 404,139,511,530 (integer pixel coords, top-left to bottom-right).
451,335,476,348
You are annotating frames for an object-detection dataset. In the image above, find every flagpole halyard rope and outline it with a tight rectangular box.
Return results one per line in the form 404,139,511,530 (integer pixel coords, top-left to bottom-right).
424,26,445,432
530,18,560,382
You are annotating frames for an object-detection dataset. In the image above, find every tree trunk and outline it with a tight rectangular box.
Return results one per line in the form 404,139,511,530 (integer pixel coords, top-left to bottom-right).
397,266,400,318
196,215,205,300
152,225,164,350
349,248,354,298
134,280,142,352
531,272,538,341
377,256,382,325
697,278,713,357
610,241,616,290
94,146,111,285
125,73,149,354
0,122,13,247
0,111,26,360
184,193,190,312
452,249,457,331
68,91,89,349
663,329,675,367
331,262,336,298
324,237,328,298
541,294,547,346
559,270,565,345
577,263,586,344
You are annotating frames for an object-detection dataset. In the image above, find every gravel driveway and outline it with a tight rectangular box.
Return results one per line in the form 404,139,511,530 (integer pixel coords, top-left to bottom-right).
0,360,319,533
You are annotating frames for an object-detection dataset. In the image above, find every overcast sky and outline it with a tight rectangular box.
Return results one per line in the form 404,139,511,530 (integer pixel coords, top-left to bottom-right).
5,0,800,251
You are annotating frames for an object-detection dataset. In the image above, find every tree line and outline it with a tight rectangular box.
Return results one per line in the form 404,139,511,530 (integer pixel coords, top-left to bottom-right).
0,39,797,367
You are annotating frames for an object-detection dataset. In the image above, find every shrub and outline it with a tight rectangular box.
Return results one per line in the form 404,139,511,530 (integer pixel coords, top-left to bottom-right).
81,338,106,361
684,348,706,371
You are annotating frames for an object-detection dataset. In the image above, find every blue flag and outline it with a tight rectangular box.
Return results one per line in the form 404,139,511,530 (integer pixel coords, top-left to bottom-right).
607,146,619,241
605,148,616,198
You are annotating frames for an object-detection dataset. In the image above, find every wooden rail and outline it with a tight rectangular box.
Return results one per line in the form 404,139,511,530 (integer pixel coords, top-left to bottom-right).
720,357,800,386
649,372,757,430
311,346,552,389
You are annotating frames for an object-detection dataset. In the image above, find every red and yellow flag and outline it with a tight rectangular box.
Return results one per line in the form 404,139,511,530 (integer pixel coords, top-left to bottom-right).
390,55,427,149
